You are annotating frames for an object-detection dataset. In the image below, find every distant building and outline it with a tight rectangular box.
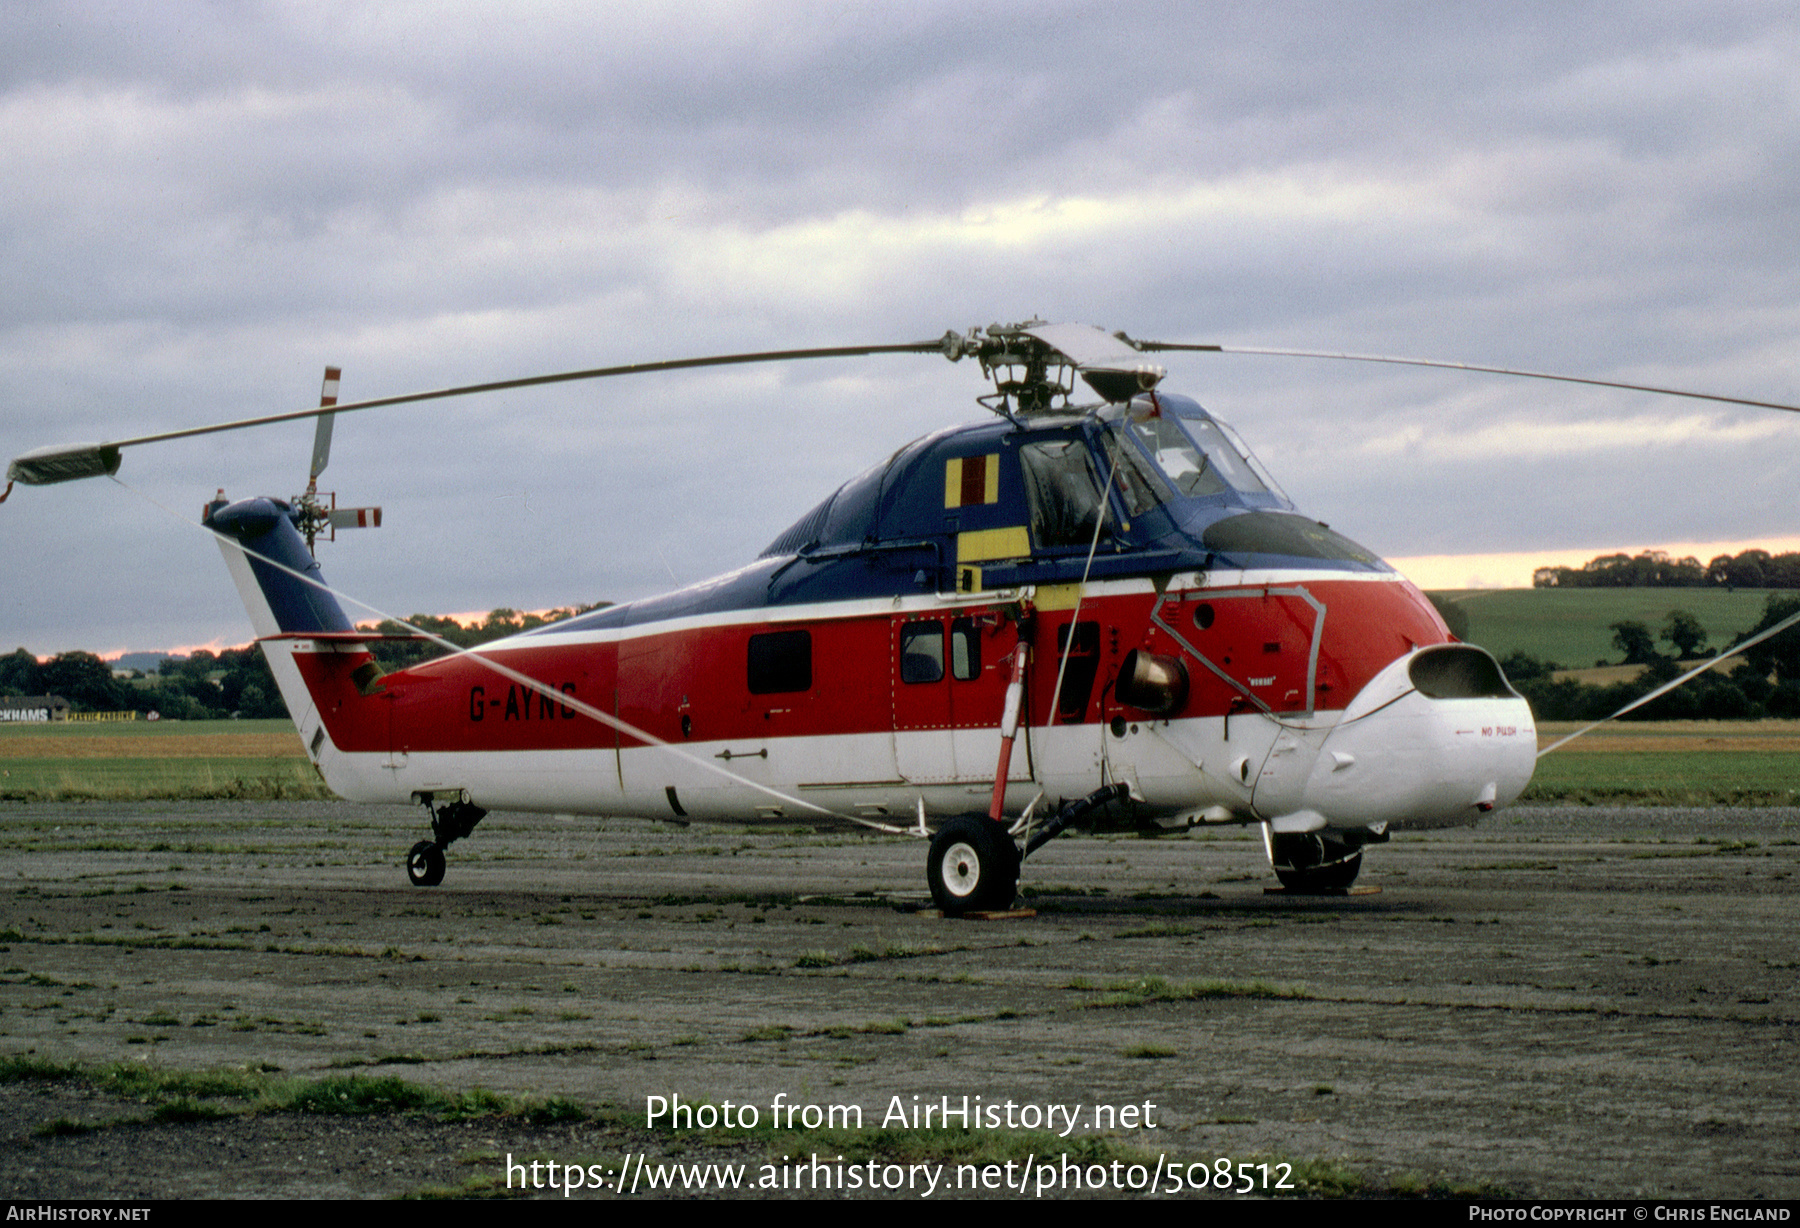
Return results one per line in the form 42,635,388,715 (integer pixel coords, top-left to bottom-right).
0,695,70,722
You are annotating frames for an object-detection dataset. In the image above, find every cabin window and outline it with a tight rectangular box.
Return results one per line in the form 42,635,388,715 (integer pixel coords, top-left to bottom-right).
950,618,981,681
899,621,945,684
1019,439,1110,549
1053,620,1101,721
748,629,812,694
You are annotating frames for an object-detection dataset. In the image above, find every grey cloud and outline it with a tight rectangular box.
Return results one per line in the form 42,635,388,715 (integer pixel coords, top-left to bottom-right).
4,1,1799,653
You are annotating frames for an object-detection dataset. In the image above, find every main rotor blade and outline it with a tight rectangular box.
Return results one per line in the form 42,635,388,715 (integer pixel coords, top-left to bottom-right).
1134,342,1800,416
8,341,943,487
118,340,947,450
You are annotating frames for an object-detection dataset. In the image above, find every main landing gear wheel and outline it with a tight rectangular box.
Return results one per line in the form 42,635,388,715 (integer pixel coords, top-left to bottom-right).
404,794,486,887
407,840,446,888
1270,832,1363,893
927,815,1021,916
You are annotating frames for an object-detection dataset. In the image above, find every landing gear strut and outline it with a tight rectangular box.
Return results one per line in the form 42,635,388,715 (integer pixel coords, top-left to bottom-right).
1023,783,1130,858
406,791,487,887
926,784,1130,916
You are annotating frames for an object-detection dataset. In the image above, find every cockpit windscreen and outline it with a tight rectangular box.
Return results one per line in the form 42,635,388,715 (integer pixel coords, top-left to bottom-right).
1114,407,1271,500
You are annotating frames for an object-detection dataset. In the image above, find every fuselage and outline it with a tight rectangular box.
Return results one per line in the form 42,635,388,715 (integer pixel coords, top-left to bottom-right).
212,390,1537,840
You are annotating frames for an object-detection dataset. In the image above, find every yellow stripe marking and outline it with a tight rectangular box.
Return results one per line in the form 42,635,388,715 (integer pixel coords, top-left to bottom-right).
957,525,1030,562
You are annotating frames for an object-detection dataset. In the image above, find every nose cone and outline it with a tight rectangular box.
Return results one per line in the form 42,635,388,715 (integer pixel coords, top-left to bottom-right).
1297,645,1537,829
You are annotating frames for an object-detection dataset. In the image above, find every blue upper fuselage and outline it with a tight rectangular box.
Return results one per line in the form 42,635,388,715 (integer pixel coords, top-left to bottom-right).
546,392,1390,635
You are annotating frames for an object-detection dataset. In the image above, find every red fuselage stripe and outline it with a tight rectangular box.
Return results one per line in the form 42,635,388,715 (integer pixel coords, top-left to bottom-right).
290,579,1450,755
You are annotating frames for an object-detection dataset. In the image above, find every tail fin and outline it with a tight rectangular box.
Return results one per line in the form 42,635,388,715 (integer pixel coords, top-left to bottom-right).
206,495,386,797
204,495,354,639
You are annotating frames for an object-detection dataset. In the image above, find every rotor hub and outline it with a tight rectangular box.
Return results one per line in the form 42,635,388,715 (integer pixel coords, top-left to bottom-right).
938,321,1165,417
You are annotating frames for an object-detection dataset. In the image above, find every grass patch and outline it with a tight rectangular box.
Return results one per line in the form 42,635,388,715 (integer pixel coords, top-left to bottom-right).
740,1025,793,1042
0,1055,590,1125
1117,923,1202,938
150,1096,235,1123
848,942,943,963
796,942,946,969
516,1097,588,1125
1525,748,1800,806
1,1056,269,1103
1121,1043,1177,1059
1089,976,1307,1008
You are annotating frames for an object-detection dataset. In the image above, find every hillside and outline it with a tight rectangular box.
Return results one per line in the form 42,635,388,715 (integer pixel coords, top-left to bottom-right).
1427,587,1777,667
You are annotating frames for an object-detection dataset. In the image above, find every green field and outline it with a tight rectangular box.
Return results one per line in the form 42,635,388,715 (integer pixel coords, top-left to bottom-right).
1525,751,1799,804
1522,720,1800,805
1430,587,1779,666
0,719,327,801
0,718,297,740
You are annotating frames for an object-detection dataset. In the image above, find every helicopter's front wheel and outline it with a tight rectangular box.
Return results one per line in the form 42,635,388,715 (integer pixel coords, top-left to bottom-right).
927,816,1020,915
407,840,446,887
1269,831,1363,893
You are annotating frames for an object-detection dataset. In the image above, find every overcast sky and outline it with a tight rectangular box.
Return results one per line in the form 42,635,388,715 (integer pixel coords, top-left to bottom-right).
5,1,1799,657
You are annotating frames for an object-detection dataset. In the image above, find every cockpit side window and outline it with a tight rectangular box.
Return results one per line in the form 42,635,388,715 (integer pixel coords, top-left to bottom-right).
1019,438,1111,549
1151,400,1288,502
1207,416,1290,504
1102,422,1178,513
1119,414,1230,498
1180,416,1270,496
1115,405,1273,501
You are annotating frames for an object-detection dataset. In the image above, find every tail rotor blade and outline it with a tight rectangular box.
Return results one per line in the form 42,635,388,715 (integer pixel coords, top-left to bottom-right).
309,366,341,484
327,506,381,530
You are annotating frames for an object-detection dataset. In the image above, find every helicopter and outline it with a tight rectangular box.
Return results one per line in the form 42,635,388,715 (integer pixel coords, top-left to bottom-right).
9,321,1794,914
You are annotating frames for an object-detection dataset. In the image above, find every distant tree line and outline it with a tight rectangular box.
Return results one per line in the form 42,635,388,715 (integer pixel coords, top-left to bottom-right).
0,646,288,720
354,605,606,671
1503,595,1800,720
0,604,607,720
1533,549,1800,589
